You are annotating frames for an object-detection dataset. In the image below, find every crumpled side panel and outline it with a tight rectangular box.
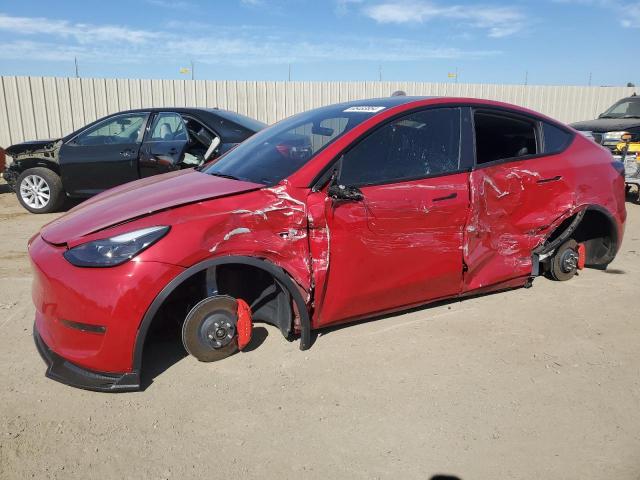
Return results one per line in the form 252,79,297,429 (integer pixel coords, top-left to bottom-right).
136,183,313,297
464,161,578,291
310,174,470,328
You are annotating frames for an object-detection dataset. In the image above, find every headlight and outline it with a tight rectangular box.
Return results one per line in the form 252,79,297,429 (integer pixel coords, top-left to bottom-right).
63,226,170,267
603,131,629,142
5,155,13,168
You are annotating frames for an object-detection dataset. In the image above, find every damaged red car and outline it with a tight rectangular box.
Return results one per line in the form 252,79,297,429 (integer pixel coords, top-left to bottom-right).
30,96,626,391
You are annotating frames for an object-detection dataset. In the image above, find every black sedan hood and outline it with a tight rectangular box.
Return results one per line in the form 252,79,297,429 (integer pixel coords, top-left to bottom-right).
570,118,640,132
6,139,59,156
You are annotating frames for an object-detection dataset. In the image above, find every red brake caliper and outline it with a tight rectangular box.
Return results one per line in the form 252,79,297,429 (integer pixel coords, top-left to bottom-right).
236,299,253,350
577,243,586,270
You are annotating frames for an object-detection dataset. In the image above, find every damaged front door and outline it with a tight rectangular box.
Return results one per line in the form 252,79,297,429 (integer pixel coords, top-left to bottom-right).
315,107,469,326
463,109,577,291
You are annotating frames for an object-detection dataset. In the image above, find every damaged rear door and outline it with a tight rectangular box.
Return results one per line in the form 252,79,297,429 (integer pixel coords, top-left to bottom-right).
315,107,471,326
463,109,577,291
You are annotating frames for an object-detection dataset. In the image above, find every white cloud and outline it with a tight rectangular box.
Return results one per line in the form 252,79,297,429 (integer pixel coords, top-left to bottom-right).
362,1,526,37
0,13,158,44
553,0,640,28
0,12,502,67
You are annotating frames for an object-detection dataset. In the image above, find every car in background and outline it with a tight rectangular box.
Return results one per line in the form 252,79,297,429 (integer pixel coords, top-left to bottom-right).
570,93,640,150
2,108,266,213
570,94,640,200
28,96,626,391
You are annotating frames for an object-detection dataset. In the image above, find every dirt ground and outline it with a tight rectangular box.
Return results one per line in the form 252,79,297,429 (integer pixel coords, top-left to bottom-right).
0,179,639,480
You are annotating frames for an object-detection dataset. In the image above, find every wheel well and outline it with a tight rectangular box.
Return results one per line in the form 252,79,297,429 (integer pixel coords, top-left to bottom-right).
541,207,618,268
571,208,618,266
137,257,311,373
16,158,61,176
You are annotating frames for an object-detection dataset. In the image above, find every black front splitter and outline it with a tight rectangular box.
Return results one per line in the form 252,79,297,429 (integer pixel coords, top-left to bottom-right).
33,323,140,393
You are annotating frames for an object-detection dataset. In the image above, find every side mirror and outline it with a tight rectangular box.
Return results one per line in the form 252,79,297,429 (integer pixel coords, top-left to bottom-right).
621,132,633,142
328,183,364,202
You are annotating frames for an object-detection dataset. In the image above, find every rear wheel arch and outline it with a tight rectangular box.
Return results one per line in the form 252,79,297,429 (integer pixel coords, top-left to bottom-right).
537,204,620,269
132,255,312,374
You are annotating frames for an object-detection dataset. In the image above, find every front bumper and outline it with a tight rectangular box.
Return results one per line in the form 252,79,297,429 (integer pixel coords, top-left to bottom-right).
2,165,18,189
29,234,184,390
34,323,140,392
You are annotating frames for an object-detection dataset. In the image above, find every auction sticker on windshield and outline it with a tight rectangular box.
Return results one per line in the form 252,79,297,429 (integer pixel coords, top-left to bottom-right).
343,106,386,113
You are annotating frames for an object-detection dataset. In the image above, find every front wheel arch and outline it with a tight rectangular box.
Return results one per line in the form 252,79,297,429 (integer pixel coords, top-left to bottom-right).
12,157,62,176
132,255,312,375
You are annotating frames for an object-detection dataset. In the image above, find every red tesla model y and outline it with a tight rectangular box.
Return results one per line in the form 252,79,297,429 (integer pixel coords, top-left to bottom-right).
29,96,626,391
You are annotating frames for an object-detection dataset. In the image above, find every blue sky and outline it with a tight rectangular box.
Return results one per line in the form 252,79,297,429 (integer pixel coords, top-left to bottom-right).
0,0,638,86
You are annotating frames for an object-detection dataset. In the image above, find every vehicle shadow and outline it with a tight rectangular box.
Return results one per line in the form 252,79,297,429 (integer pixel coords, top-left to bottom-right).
140,325,269,390
140,337,187,390
241,326,269,352
0,183,12,195
603,268,626,274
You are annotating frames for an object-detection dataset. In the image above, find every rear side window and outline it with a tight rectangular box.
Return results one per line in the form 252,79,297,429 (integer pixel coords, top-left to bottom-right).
542,122,572,153
474,110,537,165
339,107,461,186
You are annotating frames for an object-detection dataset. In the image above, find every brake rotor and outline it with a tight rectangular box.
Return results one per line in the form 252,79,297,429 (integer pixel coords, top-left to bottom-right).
550,239,579,281
182,295,240,362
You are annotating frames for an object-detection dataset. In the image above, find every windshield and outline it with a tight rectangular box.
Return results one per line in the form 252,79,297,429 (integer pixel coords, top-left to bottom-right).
203,104,386,185
601,99,640,118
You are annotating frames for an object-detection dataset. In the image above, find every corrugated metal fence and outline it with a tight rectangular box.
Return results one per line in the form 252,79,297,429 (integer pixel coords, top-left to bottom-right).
0,76,635,147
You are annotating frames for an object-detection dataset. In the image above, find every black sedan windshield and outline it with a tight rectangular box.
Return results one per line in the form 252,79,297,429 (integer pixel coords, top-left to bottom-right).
203,103,387,185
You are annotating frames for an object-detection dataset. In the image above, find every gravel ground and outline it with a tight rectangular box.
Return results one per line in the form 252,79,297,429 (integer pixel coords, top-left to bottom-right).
1,179,639,480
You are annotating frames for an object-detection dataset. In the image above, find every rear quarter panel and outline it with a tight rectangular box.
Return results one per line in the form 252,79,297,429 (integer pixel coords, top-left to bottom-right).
570,133,627,237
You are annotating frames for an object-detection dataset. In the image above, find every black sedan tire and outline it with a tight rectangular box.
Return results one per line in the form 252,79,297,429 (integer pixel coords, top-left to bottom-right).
16,167,64,214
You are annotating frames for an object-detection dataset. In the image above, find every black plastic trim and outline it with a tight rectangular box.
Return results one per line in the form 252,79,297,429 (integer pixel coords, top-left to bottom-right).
33,323,140,392
131,255,312,375
60,318,107,334
534,209,587,255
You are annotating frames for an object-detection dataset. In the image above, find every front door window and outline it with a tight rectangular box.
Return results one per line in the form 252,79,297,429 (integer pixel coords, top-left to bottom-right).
74,114,148,146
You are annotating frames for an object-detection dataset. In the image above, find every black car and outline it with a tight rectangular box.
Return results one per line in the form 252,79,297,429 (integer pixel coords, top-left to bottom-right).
570,93,640,150
2,108,266,213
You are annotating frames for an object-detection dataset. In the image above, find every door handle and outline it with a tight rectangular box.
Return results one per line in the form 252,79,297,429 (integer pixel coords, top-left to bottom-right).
119,150,132,157
432,192,457,202
537,175,562,184
168,148,178,154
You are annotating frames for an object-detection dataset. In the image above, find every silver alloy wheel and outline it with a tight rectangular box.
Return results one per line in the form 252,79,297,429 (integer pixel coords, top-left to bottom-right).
20,174,51,209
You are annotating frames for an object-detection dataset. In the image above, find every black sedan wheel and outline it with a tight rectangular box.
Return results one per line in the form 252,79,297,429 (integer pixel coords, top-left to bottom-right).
182,295,240,362
16,168,64,214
